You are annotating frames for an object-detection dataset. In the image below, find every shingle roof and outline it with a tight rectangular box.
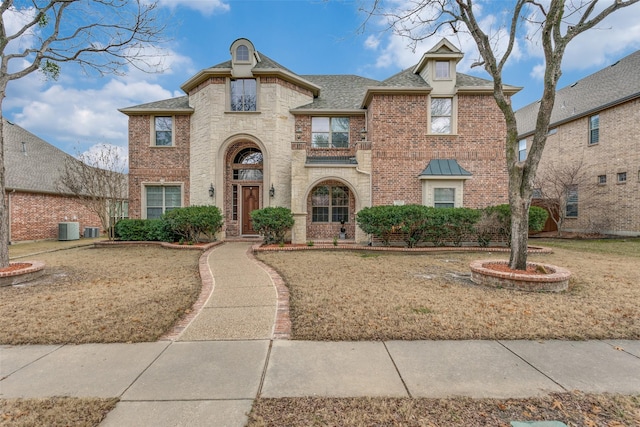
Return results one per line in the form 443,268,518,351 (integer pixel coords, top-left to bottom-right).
4,119,78,194
119,96,192,114
419,159,472,177
515,49,640,136
294,75,381,110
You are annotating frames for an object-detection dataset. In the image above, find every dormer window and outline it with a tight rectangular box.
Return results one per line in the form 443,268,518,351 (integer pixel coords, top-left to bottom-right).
236,45,249,62
435,60,450,79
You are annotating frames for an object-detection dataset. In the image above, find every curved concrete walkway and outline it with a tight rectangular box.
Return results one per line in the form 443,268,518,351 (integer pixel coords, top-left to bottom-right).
1,242,640,427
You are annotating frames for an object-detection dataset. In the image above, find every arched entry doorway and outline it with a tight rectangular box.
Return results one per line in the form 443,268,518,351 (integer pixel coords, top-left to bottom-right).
225,143,263,236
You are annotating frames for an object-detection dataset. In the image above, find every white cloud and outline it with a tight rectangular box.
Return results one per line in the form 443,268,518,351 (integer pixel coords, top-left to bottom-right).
157,0,230,16
79,143,129,172
11,78,175,152
364,35,381,50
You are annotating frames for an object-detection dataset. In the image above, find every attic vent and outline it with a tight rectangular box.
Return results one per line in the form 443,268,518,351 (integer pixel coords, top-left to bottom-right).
570,82,578,87
611,60,620,67
21,141,27,155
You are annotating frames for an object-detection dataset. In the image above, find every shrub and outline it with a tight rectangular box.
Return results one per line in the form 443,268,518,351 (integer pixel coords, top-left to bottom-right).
396,205,433,248
482,204,550,245
355,205,401,246
445,208,482,246
163,206,223,243
251,207,295,244
114,219,174,242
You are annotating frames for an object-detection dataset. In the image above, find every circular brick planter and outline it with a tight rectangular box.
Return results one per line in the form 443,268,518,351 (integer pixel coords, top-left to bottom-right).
0,261,46,287
470,260,571,292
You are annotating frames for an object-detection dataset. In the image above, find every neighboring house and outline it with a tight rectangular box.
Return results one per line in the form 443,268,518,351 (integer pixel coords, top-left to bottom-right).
120,38,519,244
516,50,640,236
3,119,106,242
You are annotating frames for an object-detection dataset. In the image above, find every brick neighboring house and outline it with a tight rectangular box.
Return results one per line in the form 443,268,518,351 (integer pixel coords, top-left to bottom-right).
121,38,519,244
516,50,640,236
3,119,104,242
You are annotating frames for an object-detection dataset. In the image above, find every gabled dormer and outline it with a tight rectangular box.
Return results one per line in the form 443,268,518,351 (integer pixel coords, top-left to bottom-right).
230,38,260,78
413,38,463,94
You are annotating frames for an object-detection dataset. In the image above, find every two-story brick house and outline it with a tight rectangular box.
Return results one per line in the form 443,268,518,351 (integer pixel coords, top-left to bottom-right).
516,50,640,236
120,38,519,244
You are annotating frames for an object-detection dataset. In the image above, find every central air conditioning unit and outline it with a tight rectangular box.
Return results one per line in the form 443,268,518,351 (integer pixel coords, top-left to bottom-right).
58,222,80,241
84,227,100,238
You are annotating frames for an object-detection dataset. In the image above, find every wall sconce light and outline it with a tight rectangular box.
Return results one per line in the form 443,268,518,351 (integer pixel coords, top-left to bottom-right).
208,184,215,198
269,184,275,198
295,127,302,133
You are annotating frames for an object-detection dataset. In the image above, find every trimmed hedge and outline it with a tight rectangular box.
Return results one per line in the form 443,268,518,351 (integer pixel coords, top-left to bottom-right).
356,204,547,247
250,207,295,244
114,219,174,242
115,206,223,243
163,206,223,243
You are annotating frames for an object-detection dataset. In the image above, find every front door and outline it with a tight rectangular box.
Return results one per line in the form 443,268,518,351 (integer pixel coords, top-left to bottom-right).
242,186,260,234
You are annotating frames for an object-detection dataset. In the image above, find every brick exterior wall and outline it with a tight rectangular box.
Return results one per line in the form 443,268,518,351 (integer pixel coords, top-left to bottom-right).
368,93,509,208
128,114,191,219
535,97,640,235
305,179,357,240
8,191,102,242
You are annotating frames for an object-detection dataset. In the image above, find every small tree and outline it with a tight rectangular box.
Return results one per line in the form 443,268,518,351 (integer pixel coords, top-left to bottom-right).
0,0,166,267
533,158,600,236
57,144,127,240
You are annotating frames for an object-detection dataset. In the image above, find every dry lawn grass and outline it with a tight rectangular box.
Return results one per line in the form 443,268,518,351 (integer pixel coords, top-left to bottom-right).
1,245,201,344
248,393,640,426
0,398,118,427
256,238,640,340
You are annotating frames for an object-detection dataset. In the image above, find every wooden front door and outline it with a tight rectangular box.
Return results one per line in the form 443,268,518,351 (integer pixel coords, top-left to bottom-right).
242,186,260,234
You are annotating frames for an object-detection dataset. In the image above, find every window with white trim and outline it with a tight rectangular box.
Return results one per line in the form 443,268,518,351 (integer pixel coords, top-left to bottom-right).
617,172,627,183
311,117,349,148
598,175,607,185
589,114,599,145
434,188,455,208
146,186,181,219
230,78,257,111
435,60,450,79
566,186,578,218
518,139,527,161
430,98,452,134
154,116,173,146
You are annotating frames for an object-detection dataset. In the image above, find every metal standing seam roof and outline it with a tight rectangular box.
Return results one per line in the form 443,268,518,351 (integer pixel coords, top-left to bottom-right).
515,49,640,136
419,159,472,177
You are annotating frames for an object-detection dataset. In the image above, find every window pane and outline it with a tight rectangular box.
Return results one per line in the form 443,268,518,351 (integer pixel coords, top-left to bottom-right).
312,117,330,132
331,117,349,132
312,133,329,148
332,207,349,223
589,115,599,144
165,186,181,208
312,207,329,222
431,117,451,134
234,169,263,181
147,207,163,220
236,45,249,61
146,186,163,207
331,132,349,148
331,186,349,206
518,139,527,161
433,186,456,208
431,98,452,116
566,187,578,217
312,186,329,206
435,61,449,78
617,172,627,182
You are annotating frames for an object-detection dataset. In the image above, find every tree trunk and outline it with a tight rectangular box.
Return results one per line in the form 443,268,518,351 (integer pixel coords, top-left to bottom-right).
0,110,9,268
509,192,531,270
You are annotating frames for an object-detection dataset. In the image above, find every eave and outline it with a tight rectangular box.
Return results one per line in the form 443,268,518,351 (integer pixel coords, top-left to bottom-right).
361,87,432,108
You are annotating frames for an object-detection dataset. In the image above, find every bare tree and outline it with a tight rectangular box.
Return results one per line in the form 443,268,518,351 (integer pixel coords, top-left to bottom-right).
364,0,639,269
57,144,128,240
533,158,598,236
0,0,166,266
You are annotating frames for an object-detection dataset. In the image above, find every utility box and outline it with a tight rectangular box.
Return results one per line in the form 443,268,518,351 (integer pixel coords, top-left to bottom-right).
84,227,100,238
58,222,80,241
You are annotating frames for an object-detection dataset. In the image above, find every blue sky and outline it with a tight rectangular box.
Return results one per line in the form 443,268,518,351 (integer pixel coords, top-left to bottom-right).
5,0,640,161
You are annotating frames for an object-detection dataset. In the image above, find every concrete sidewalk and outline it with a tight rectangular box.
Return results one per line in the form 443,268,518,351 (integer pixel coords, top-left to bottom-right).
2,242,640,426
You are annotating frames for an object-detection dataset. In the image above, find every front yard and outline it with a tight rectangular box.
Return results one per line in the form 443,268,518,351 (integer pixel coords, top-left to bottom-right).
255,238,640,341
